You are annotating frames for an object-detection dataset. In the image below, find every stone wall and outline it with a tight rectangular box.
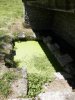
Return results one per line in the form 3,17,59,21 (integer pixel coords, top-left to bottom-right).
23,1,75,48
52,11,75,48
23,3,54,30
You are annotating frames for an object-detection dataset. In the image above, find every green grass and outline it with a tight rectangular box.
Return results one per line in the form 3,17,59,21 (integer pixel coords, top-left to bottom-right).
14,41,56,97
0,0,23,34
0,72,16,97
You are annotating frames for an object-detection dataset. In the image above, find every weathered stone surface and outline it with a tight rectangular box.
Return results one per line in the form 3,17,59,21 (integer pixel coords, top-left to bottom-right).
0,52,5,60
10,79,27,98
52,11,75,48
43,79,72,93
23,0,75,48
2,43,12,50
39,72,74,100
1,43,13,54
18,33,25,39
22,67,27,79
54,72,65,80
38,91,75,100
0,63,8,77
56,54,73,66
8,67,27,99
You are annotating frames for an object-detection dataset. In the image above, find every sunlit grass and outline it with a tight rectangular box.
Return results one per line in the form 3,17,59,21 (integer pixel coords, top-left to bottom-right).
14,41,55,77
14,41,55,97
0,0,23,32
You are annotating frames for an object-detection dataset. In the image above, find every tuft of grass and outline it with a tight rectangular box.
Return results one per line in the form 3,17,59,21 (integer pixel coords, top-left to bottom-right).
0,72,16,97
14,41,55,97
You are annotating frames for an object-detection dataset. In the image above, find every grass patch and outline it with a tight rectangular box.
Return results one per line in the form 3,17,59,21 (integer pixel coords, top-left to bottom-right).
14,41,56,97
0,72,16,97
0,0,23,35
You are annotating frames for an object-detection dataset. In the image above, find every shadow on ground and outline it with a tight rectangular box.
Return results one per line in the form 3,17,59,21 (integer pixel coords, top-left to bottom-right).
38,40,75,90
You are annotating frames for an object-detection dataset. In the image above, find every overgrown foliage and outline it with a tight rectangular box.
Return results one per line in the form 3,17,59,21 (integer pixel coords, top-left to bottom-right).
27,73,51,97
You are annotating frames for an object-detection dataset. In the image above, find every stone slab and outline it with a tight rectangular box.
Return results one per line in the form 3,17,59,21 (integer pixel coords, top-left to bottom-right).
38,91,75,100
8,68,27,98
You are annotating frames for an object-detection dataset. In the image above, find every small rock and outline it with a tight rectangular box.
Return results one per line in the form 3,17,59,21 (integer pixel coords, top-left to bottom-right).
54,72,65,80
2,43,12,50
18,33,25,39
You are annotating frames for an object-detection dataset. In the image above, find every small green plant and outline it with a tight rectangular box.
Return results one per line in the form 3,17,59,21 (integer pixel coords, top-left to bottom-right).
0,72,16,97
27,73,49,97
